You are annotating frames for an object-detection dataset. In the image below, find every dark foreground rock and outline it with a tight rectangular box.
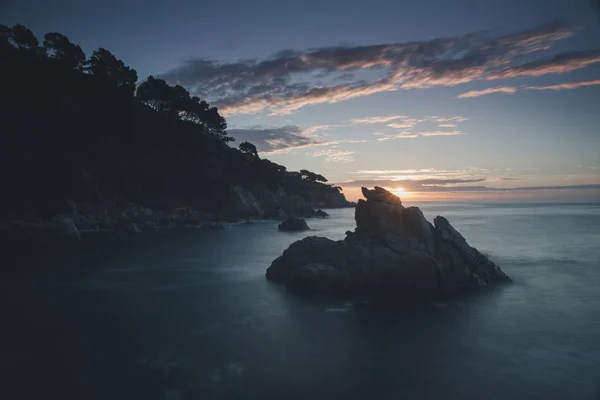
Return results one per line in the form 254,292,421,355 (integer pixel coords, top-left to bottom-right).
278,217,311,232
267,187,510,298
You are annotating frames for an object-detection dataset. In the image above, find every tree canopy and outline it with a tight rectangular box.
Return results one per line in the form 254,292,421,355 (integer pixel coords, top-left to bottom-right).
0,23,339,218
85,48,138,95
43,32,86,70
300,169,328,183
135,76,233,142
11,24,39,50
239,142,258,157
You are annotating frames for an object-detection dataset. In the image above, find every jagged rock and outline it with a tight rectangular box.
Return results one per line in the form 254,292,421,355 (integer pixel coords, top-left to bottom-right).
315,209,329,218
280,194,315,218
267,187,510,298
278,217,311,232
361,186,402,205
221,185,265,221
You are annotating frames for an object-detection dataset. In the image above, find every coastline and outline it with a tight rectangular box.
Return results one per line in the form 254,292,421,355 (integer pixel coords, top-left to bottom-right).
0,202,355,248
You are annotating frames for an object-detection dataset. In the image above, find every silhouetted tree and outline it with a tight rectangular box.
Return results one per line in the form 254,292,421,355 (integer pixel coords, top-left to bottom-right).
137,76,233,142
86,48,138,95
180,96,209,124
300,169,328,182
136,76,181,116
43,32,85,70
0,23,337,221
11,24,38,50
239,142,258,157
203,106,233,142
0,24,13,51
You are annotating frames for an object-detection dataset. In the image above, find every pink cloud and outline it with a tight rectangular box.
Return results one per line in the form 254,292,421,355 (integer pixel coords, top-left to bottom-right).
419,130,463,136
487,49,600,80
351,115,409,124
526,79,600,91
312,148,356,163
387,122,418,129
457,86,518,98
162,21,584,115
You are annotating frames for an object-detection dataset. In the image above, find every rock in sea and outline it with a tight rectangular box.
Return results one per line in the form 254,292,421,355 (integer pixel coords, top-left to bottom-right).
278,217,311,232
266,187,510,298
315,209,329,218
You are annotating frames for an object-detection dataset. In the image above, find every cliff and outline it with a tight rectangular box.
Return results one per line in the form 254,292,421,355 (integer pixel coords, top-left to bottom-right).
0,31,352,242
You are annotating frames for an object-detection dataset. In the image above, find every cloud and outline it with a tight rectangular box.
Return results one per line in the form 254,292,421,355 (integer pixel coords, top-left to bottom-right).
227,125,371,154
336,178,487,192
312,148,355,163
352,168,456,175
351,115,409,124
387,122,418,129
337,178,600,193
227,125,334,154
526,79,600,91
161,21,581,115
419,130,463,136
433,116,468,122
388,133,420,139
368,115,468,140
350,168,492,181
487,48,600,80
301,125,334,135
458,79,600,98
457,86,518,98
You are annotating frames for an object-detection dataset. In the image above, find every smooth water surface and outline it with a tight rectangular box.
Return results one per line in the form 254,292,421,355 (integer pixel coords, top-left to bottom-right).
1,203,599,399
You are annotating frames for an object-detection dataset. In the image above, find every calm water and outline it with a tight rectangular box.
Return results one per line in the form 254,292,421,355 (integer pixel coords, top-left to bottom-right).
1,202,600,399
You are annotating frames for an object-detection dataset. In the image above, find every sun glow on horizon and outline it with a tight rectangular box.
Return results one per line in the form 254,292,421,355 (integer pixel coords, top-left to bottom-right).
392,187,411,198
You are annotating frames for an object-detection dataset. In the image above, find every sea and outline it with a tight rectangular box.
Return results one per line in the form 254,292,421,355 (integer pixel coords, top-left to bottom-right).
1,202,599,400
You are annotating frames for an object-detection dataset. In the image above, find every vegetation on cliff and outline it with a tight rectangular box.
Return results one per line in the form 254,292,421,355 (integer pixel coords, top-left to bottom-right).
0,23,350,230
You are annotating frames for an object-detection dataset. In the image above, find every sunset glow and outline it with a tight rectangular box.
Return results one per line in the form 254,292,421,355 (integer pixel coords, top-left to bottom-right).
393,187,410,198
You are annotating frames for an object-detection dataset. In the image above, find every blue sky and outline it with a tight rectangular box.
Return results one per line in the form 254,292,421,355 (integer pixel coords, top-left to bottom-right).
4,0,600,200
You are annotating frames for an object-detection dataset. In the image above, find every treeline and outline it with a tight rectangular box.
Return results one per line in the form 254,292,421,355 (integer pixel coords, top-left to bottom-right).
1,23,231,142
0,23,343,218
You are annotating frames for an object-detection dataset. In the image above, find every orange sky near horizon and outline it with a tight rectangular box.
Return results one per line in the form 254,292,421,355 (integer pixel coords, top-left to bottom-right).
342,186,600,203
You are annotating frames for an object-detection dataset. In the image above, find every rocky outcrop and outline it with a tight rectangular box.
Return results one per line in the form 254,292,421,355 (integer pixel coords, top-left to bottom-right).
220,185,265,221
315,209,329,218
278,217,311,232
266,187,510,298
310,190,354,209
280,194,315,218
219,184,319,221
361,186,403,205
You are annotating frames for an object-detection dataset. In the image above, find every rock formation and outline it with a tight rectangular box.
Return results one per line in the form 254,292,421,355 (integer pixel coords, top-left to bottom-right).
266,187,510,298
278,217,311,232
315,209,329,218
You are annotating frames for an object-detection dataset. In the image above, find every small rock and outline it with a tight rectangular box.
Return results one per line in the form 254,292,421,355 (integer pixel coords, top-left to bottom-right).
315,209,329,218
129,223,142,234
48,216,81,243
278,217,311,232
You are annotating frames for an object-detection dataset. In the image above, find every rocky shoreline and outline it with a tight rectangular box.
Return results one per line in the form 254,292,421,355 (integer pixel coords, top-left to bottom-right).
266,187,511,299
0,191,353,246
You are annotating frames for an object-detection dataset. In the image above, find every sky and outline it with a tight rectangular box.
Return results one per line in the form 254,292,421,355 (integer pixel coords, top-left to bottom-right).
3,0,600,201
